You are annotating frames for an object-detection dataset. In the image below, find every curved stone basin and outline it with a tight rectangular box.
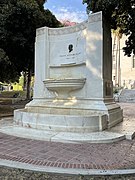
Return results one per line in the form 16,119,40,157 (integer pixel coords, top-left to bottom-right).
43,78,86,98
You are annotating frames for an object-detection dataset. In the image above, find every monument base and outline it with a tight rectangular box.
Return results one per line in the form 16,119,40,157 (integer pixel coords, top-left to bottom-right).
14,98,123,133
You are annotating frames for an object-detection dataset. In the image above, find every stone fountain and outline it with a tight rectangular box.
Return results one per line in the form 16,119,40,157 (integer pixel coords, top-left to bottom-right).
14,12,123,135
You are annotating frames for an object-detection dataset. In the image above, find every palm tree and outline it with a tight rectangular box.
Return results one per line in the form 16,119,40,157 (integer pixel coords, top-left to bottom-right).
112,28,122,87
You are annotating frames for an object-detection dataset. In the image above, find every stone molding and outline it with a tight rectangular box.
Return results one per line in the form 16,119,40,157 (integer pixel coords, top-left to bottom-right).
36,27,48,36
48,21,88,35
36,12,102,36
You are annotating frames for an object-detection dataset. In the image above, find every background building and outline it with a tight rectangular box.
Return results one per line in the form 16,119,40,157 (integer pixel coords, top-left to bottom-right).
112,34,135,89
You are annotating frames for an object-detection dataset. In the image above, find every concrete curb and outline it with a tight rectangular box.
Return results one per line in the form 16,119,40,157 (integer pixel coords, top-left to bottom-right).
0,159,135,176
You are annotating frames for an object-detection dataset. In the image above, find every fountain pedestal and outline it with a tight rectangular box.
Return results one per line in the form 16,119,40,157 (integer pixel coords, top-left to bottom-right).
14,12,123,135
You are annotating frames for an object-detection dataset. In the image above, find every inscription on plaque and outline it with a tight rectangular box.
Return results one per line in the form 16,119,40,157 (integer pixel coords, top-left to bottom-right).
59,52,81,60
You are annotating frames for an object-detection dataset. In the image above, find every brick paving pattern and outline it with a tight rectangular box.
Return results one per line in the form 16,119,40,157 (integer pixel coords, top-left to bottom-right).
0,132,135,170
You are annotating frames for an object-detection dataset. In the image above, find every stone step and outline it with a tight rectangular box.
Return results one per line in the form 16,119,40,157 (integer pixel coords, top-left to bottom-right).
119,89,135,102
0,118,125,143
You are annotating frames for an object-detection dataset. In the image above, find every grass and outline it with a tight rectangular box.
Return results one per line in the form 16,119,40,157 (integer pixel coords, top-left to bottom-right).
0,91,27,117
0,90,26,98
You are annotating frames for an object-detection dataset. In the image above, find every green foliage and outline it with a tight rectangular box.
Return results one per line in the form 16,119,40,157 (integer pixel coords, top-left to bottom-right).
0,48,19,82
123,4,135,56
0,48,9,63
0,0,60,83
83,0,135,56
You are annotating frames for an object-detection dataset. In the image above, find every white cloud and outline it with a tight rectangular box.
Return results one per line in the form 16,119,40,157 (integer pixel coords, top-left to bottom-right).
52,5,56,9
53,6,88,23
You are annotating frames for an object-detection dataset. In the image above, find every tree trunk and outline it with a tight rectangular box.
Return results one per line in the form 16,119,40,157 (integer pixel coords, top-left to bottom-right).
26,69,32,100
112,33,117,86
115,37,119,86
118,38,121,87
22,71,27,91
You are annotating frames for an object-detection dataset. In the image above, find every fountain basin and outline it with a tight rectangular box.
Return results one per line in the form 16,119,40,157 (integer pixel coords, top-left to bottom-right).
43,78,86,98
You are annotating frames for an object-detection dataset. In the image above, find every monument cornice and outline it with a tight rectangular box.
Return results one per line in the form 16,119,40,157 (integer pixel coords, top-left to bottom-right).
36,12,102,36
48,21,88,35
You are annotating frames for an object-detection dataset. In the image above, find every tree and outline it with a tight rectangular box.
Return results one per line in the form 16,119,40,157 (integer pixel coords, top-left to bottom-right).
112,28,122,87
0,48,19,82
83,0,135,56
0,0,60,99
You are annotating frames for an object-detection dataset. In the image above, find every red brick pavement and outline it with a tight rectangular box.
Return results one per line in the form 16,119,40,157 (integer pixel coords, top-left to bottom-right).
0,102,135,170
0,132,135,170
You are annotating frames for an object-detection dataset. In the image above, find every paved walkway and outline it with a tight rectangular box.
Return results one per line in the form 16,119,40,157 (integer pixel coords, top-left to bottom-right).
0,132,135,171
0,103,135,178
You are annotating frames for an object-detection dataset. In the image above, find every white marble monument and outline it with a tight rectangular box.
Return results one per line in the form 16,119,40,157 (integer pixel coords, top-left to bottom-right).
14,12,123,133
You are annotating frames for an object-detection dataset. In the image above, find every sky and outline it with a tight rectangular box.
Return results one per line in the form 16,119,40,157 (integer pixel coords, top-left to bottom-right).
44,0,88,23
